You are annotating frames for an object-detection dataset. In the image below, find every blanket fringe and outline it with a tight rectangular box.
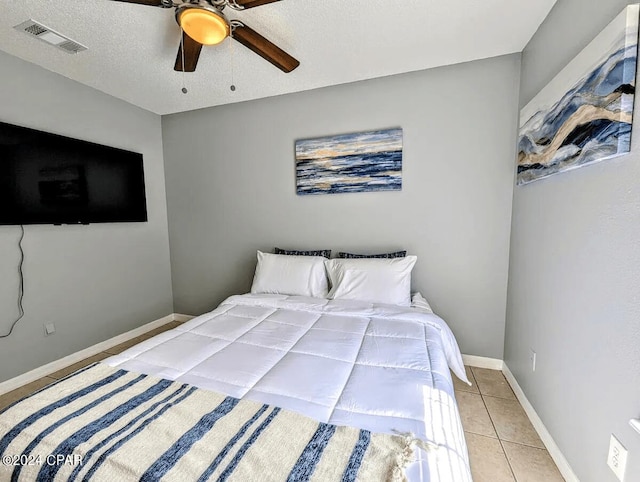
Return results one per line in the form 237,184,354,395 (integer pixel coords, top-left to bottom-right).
390,432,441,482
392,431,440,452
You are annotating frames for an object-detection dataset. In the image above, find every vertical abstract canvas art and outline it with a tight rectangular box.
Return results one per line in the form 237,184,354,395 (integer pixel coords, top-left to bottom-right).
295,128,402,195
517,5,639,185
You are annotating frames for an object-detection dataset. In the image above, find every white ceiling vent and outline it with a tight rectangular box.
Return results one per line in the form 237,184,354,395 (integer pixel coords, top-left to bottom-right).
14,20,87,54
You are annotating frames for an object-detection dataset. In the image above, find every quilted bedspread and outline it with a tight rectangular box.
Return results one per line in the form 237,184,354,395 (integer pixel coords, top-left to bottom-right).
0,363,418,482
105,294,473,482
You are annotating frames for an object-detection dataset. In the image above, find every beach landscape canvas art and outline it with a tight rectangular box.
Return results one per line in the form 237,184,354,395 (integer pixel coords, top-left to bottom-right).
295,128,402,195
517,5,639,185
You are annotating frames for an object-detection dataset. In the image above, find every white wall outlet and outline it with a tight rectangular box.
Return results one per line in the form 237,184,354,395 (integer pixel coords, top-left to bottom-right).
530,349,537,372
44,322,56,336
607,434,628,481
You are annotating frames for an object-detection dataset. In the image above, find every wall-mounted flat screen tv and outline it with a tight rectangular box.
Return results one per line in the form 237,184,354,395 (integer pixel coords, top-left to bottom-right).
0,121,147,225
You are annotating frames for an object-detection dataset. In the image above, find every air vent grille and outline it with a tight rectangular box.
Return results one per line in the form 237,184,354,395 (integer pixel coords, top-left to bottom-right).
58,40,86,54
14,20,87,54
24,24,47,36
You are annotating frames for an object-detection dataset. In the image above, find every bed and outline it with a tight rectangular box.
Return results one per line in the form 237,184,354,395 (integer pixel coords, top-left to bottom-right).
0,253,472,481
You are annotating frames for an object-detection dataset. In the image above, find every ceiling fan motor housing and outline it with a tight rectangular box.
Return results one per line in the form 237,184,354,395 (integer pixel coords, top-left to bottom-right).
175,3,230,45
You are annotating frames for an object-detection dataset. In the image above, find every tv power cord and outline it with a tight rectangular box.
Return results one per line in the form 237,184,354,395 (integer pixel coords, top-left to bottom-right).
0,225,25,339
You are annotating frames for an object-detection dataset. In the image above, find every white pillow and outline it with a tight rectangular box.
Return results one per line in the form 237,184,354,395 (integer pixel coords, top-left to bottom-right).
251,251,329,298
325,256,417,306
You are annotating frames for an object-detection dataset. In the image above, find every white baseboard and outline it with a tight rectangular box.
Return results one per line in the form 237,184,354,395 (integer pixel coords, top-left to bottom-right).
462,354,504,370
0,313,191,397
502,364,579,482
173,313,196,323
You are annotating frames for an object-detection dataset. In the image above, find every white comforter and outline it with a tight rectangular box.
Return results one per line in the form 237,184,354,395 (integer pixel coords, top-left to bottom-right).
105,294,472,482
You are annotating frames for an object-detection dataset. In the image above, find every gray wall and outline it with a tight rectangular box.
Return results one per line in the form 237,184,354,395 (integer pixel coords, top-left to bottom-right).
505,1,640,481
162,54,521,359
0,51,174,382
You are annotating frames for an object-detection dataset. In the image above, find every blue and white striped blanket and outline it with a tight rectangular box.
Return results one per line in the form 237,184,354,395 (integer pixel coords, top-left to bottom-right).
0,364,415,481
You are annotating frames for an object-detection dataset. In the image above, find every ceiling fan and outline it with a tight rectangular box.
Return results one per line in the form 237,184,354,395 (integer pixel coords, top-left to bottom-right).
112,0,300,74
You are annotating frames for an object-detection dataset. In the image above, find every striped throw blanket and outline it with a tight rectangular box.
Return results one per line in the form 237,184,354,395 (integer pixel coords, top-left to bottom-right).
0,364,417,481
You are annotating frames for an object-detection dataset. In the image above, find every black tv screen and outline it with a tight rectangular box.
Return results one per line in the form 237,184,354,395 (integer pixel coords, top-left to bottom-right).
0,121,147,225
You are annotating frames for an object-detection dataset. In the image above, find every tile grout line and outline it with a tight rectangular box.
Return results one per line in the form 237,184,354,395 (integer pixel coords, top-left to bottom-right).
472,367,563,480
470,367,519,482
476,378,552,449
490,397,518,482
478,397,553,451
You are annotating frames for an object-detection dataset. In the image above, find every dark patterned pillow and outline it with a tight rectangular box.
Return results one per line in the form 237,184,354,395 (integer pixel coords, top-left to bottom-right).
274,247,332,258
338,250,407,259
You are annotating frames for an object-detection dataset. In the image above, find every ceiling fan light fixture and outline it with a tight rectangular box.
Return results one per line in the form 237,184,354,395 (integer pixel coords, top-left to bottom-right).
178,7,229,46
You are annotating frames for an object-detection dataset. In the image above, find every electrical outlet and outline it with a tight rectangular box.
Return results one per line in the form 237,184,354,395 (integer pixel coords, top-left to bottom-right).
44,323,56,336
607,434,628,481
530,349,537,372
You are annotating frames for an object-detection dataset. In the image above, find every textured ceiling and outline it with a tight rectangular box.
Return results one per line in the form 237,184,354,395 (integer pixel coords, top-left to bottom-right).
0,0,557,115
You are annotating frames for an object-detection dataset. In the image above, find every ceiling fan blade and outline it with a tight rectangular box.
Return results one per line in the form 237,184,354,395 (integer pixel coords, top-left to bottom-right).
174,32,203,72
232,23,299,73
110,0,170,6
231,0,281,9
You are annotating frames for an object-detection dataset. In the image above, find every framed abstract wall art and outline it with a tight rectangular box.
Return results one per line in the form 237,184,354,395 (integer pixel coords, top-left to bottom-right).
295,128,402,195
517,5,639,185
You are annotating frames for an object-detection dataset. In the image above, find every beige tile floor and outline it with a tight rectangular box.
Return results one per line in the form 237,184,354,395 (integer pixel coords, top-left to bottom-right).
1,328,564,482
455,365,565,481
0,321,183,412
